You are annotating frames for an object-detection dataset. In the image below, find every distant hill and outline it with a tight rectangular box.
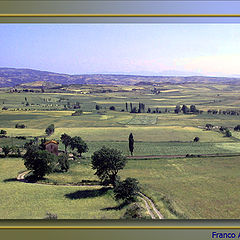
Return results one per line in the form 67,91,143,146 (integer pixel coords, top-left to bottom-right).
1,67,240,87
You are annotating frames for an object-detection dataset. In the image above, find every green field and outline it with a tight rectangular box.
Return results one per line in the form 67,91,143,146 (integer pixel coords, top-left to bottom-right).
0,158,128,219
1,83,240,219
2,156,240,219
122,156,240,219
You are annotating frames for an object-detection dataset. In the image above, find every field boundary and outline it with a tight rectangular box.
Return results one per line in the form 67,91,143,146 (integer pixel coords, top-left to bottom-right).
127,152,240,160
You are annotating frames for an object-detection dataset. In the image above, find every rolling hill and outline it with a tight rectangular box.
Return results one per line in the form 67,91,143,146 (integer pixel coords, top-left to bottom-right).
1,67,240,87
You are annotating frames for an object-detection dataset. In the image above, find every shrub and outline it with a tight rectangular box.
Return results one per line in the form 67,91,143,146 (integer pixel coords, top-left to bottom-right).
44,212,58,220
109,106,116,111
193,137,200,142
225,129,232,137
72,109,83,116
234,125,240,131
114,178,139,202
45,124,55,136
122,203,144,219
15,123,26,128
0,130,7,135
57,154,69,172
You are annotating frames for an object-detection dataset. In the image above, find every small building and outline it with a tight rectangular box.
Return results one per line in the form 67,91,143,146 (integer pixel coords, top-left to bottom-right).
45,140,59,156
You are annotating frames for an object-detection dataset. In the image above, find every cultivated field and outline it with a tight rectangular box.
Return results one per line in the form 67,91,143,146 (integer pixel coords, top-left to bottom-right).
1,83,240,219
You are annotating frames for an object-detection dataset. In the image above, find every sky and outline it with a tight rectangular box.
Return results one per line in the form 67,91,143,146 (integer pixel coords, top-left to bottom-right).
1,23,240,77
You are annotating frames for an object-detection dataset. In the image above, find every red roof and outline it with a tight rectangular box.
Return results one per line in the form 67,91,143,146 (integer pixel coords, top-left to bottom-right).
44,140,59,145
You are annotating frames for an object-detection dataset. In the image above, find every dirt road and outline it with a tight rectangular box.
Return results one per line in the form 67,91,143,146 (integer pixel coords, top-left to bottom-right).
138,192,164,219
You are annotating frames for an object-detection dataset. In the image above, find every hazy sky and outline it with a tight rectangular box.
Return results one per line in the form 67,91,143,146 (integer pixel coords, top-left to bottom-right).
1,24,240,77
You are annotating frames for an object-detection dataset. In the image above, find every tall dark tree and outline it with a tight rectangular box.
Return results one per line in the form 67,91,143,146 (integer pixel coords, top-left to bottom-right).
126,102,128,112
60,133,72,153
174,105,181,114
129,133,134,156
131,107,138,113
181,105,189,114
91,146,127,186
190,105,197,113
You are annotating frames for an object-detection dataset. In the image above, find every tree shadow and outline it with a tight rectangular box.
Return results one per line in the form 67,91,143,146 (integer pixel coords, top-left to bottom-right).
3,178,18,182
101,201,129,211
65,187,111,200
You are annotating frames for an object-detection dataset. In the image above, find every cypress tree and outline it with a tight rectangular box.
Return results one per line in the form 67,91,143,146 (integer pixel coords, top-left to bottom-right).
129,133,134,156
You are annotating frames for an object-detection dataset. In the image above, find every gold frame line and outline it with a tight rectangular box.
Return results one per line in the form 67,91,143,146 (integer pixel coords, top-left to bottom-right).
0,226,240,229
1,14,240,17
0,13,240,229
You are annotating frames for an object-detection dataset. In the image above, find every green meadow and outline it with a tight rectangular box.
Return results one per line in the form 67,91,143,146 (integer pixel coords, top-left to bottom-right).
1,83,240,219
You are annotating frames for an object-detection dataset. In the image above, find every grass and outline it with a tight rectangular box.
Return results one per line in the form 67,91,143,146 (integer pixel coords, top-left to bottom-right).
31,154,240,219
0,158,126,219
50,126,231,143
120,156,240,219
81,141,237,158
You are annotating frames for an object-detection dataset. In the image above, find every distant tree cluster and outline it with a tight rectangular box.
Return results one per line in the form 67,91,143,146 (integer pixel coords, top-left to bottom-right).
207,109,240,116
64,101,81,110
205,123,214,130
175,105,202,114
15,123,26,128
234,125,240,131
219,126,232,137
125,102,146,113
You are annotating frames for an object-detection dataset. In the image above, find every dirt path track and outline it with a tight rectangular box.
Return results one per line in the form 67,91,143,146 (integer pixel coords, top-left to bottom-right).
138,192,164,219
